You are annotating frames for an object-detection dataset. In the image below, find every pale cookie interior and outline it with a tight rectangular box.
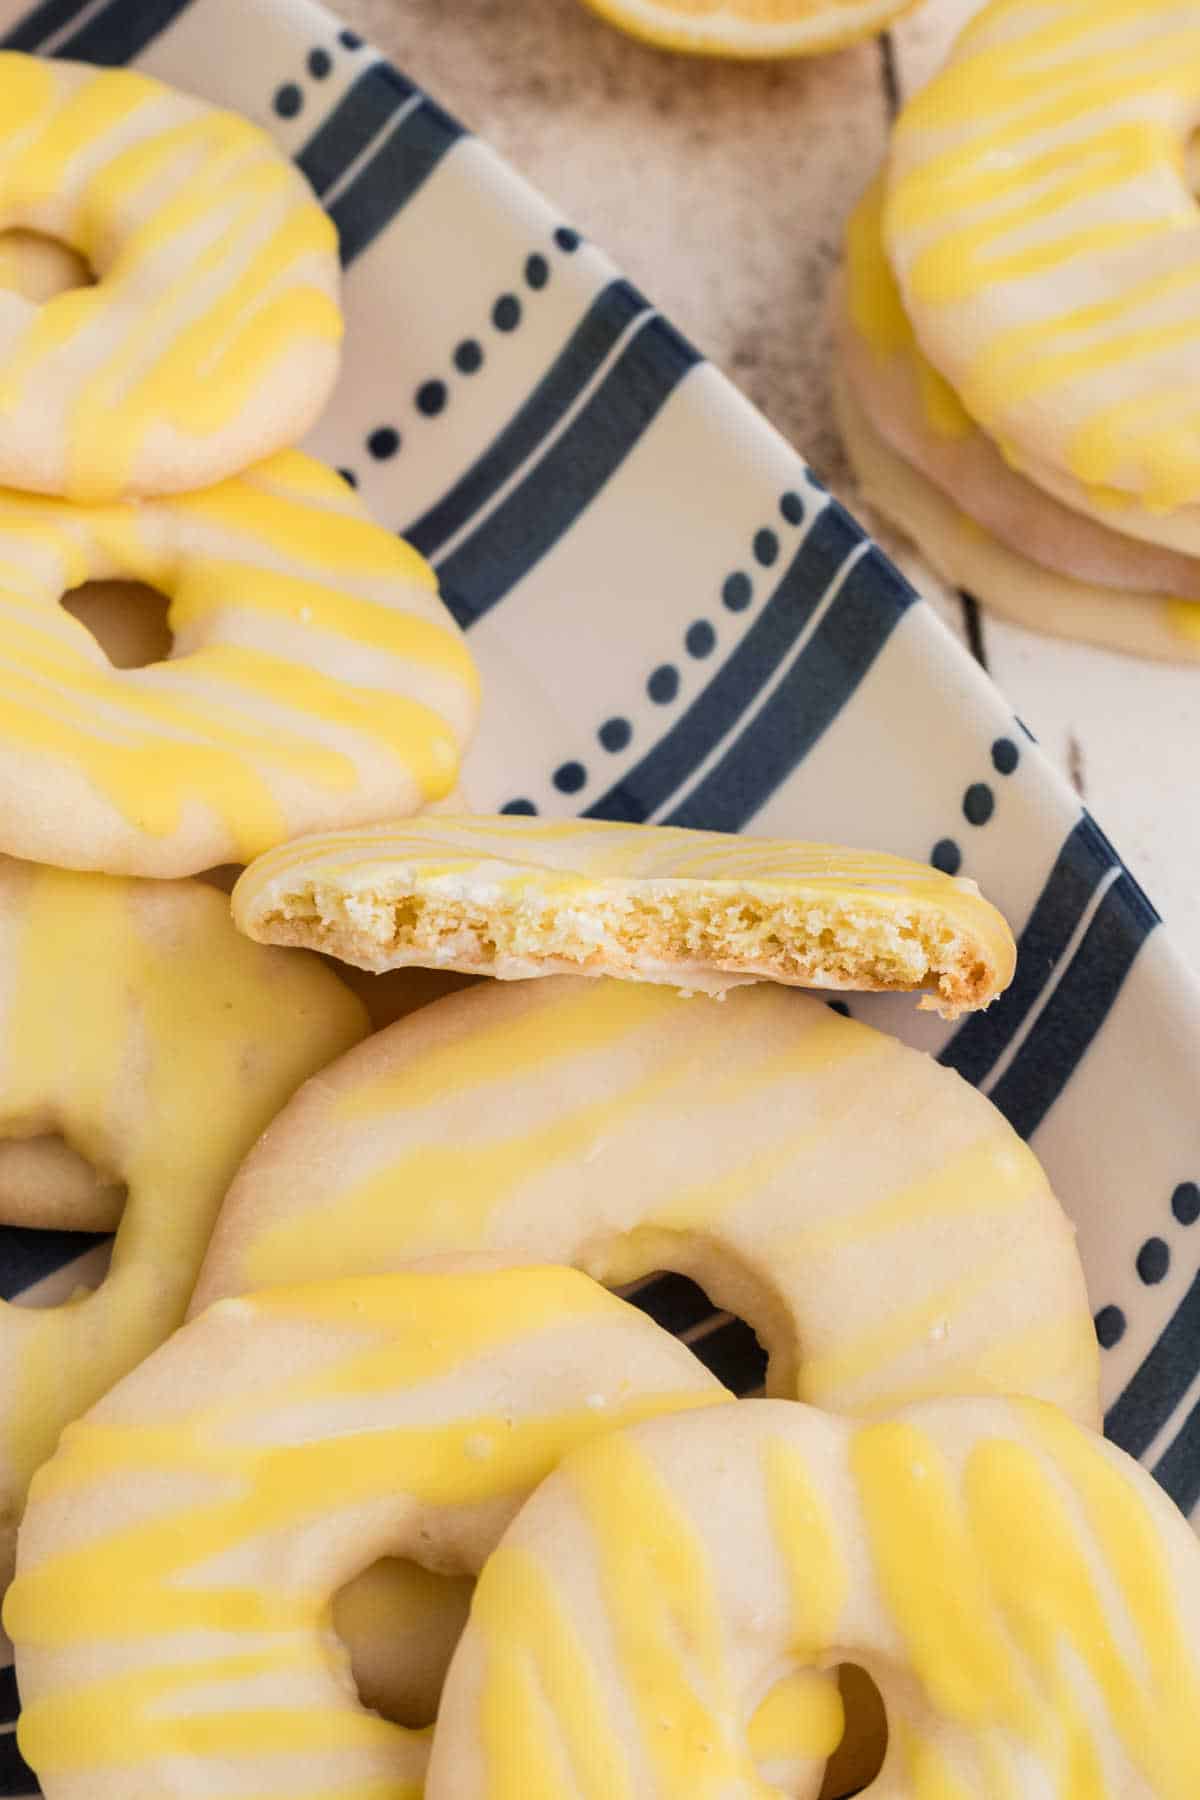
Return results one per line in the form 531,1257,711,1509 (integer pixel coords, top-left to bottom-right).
255,873,997,1018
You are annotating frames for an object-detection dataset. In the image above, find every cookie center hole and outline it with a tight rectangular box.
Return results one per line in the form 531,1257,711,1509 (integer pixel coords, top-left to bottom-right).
0,228,95,302
61,579,174,670
0,1134,123,1309
820,1665,888,1799
617,1270,769,1395
332,1557,475,1729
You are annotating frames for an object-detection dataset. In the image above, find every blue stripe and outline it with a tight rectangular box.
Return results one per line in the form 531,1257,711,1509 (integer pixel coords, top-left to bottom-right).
328,96,463,267
437,313,700,631
0,1732,34,1799
405,281,648,561
1,0,90,47
584,505,862,823
1106,1266,1200,1461
939,814,1158,1141
44,0,194,61
939,815,1119,1088
296,62,418,198
0,1668,15,1727
0,1224,109,1304
986,866,1156,1141
1152,1385,1200,1516
665,534,916,833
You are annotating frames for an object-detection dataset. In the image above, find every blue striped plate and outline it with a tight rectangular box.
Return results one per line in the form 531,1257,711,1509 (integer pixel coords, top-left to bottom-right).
2,0,1200,1788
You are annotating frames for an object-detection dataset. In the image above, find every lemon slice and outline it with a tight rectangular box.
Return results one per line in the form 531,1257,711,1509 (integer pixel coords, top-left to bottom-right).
579,0,917,57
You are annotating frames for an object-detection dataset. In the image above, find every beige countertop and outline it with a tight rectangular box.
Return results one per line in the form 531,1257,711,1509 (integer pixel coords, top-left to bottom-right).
337,0,1200,970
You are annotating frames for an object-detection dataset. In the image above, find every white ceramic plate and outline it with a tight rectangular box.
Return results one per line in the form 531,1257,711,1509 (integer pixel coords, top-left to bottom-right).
2,0,1200,1789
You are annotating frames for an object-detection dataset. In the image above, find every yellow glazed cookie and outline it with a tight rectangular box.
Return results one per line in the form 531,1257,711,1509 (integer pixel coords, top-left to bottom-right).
429,1395,1200,1797
838,178,1200,603
5,1268,810,1800
885,1,1200,514
0,53,341,501
0,857,365,1588
836,362,1200,665
231,813,1016,1018
192,977,1100,1426
0,451,479,876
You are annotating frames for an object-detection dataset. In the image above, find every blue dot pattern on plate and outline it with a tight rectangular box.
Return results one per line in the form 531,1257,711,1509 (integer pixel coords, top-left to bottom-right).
963,783,995,827
367,426,400,460
931,838,962,877
647,665,679,704
599,717,632,753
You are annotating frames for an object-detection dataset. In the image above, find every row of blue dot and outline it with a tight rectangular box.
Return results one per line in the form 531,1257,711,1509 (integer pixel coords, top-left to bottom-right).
1095,1181,1200,1350
340,227,582,488
500,487,808,813
929,735,1019,877
274,29,363,119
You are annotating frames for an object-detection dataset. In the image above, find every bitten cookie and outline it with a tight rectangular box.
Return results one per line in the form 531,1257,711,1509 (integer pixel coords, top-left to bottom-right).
0,451,479,875
0,52,341,500
193,976,1100,1426
231,812,1016,1018
0,856,365,1588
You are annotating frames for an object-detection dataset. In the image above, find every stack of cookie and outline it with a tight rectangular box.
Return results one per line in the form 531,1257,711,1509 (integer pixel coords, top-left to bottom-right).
834,0,1200,665
0,48,477,1592
2,37,1200,1800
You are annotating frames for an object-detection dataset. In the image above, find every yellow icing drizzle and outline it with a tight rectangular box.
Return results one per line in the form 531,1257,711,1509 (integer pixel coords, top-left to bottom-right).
5,1270,726,1797
0,860,366,1542
202,977,1096,1430
885,0,1200,507
0,451,477,871
0,54,342,501
845,174,972,440
562,1432,769,1795
441,1400,1200,1796
853,1408,1200,1790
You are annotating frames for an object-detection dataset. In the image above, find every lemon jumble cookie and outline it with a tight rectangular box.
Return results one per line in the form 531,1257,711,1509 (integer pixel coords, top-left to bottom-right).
884,1,1200,518
231,813,1016,1018
4,1268,823,1800
193,977,1100,1425
0,451,479,876
0,52,341,501
0,857,365,1589
835,177,1200,663
429,1396,1200,1797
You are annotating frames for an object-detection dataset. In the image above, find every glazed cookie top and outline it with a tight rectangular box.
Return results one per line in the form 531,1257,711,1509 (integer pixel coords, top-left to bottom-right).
429,1396,1200,1797
885,0,1200,511
6,1268,733,1800
0,856,366,1587
0,53,341,500
231,812,1016,1017
0,451,479,875
192,977,1100,1430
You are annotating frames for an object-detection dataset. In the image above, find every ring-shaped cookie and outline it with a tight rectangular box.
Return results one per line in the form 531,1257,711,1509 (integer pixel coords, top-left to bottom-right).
0,450,478,875
429,1395,1200,1796
838,177,1200,603
193,976,1100,1425
6,1268,806,1800
0,855,365,1587
0,52,341,501
835,360,1200,665
885,1,1200,513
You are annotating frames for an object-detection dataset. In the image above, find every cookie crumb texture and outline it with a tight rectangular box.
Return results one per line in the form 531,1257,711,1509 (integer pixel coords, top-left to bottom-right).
234,817,1014,1017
